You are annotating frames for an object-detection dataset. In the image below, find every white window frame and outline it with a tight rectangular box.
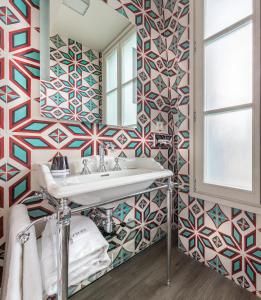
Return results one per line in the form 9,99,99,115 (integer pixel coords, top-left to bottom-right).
190,0,261,213
102,25,137,127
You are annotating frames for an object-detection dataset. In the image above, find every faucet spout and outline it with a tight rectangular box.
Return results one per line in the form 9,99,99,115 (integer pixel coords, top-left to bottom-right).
98,143,107,172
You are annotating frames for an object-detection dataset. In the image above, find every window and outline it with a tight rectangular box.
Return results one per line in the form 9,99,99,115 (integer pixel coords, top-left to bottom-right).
103,26,137,127
191,0,260,209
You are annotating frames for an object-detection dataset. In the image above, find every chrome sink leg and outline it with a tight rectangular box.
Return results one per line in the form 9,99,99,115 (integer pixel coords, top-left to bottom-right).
57,198,71,300
166,177,173,286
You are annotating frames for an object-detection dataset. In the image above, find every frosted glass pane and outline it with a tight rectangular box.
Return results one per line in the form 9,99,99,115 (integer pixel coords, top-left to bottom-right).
205,23,252,111
106,91,118,126
122,32,137,83
204,0,252,38
122,81,137,126
106,50,117,92
204,109,252,190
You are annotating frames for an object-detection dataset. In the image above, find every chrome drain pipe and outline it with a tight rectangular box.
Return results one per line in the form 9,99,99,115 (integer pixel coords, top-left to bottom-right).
102,208,114,234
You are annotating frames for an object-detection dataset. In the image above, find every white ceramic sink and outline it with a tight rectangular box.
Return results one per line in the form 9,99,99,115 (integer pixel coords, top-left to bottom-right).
36,156,173,206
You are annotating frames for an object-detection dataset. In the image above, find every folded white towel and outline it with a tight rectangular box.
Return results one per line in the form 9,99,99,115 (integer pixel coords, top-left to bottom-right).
40,215,111,296
1,204,43,300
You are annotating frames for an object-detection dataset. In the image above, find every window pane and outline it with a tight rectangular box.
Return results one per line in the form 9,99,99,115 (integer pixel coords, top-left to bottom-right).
205,23,252,111
204,109,252,191
106,49,117,92
122,32,137,84
204,0,252,38
106,91,118,126
122,81,137,126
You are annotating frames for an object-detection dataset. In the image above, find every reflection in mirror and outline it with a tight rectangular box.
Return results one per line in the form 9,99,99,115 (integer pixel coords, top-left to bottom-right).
104,27,137,127
40,0,137,127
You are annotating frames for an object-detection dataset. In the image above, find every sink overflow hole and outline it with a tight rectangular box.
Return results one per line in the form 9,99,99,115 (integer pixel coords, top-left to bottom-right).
101,173,110,177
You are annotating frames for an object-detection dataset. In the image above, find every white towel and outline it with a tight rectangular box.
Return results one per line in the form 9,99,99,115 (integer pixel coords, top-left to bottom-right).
40,215,111,296
1,204,43,300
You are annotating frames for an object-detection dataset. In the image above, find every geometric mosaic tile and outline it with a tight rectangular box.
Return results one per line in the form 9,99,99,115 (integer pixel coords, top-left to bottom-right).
9,28,30,52
28,207,53,220
9,0,31,25
9,173,30,205
84,49,97,62
207,255,229,277
0,6,19,25
152,190,166,207
48,128,68,144
237,218,250,231
153,74,167,92
113,202,132,222
0,163,19,181
50,34,66,48
0,85,19,103
9,138,31,168
49,92,67,106
207,204,229,229
14,120,52,133
14,48,40,63
16,136,53,149
9,61,31,96
212,236,223,248
9,100,31,128
112,247,133,268
13,59,40,79
50,63,66,77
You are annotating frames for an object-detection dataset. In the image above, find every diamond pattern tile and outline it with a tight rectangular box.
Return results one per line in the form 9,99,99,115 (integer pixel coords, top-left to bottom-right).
0,0,260,298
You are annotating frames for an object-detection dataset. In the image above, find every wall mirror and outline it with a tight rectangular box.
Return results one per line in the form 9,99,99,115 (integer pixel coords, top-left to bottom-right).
40,0,137,127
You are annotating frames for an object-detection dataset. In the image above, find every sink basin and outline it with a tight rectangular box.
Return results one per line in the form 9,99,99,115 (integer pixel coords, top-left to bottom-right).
35,156,173,207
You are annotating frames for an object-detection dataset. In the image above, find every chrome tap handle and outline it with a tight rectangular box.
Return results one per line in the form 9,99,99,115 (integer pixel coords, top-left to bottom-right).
81,158,91,175
113,157,121,171
107,142,115,152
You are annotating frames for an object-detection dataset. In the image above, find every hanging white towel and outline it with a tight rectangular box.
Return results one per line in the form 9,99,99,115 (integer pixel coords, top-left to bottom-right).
1,204,43,300
40,215,111,296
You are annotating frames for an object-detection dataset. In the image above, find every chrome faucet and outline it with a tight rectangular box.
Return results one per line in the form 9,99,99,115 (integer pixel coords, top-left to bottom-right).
98,142,121,172
107,142,121,171
98,143,107,172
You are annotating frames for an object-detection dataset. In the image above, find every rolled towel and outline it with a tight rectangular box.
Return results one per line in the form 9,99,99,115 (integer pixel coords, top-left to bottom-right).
1,204,43,300
40,215,111,296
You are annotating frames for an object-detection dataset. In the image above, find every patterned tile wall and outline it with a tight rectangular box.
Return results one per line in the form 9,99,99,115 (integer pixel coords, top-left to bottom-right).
0,0,174,296
41,33,102,123
166,0,261,297
1,0,259,298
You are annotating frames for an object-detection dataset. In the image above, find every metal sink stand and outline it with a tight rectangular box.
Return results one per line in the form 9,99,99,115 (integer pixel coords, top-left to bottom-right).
18,177,174,300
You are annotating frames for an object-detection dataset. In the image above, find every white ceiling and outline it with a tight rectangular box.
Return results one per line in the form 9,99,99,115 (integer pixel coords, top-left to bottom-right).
50,0,131,52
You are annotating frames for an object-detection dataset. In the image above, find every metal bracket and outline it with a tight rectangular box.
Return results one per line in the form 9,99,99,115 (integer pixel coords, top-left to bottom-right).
17,231,30,244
